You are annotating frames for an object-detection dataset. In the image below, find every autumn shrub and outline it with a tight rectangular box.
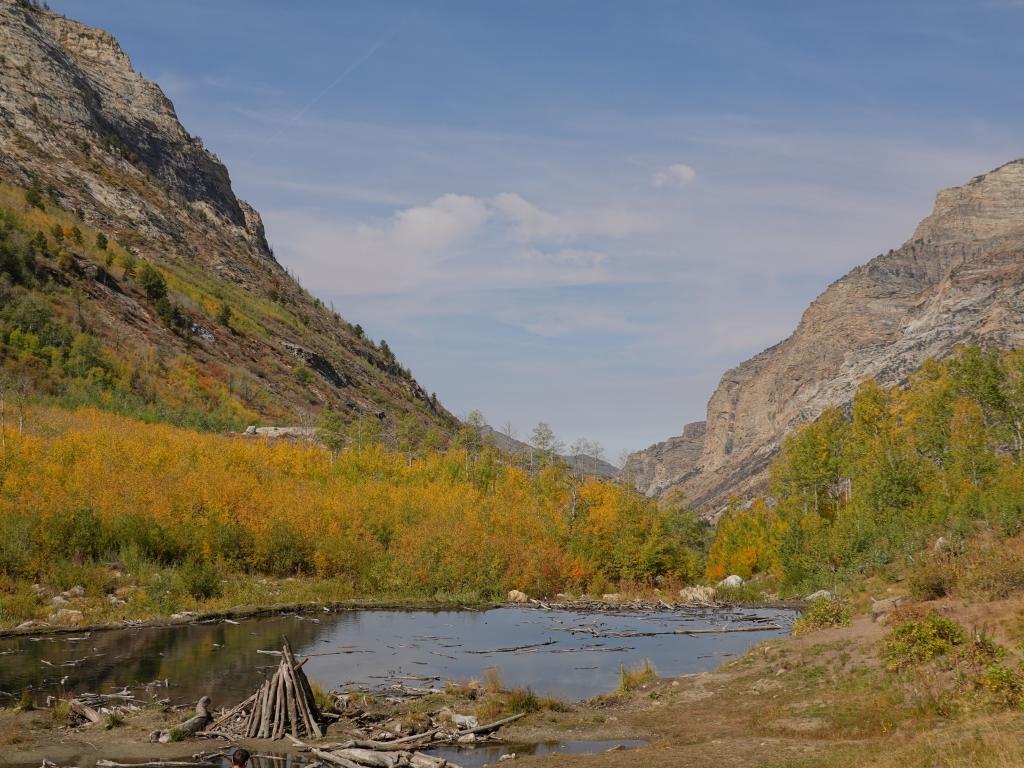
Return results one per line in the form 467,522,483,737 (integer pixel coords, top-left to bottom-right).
0,582,38,623
975,664,1024,708
178,559,222,600
0,405,706,612
793,598,851,636
883,612,965,670
908,558,955,601
962,554,1024,601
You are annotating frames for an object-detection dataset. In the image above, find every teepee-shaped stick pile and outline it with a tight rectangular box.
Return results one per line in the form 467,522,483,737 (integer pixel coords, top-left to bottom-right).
215,637,322,740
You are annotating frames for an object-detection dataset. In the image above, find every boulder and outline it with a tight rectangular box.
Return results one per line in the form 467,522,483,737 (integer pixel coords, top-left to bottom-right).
48,609,85,625
64,585,86,598
933,536,950,553
678,585,716,604
50,595,69,606
718,575,744,589
870,596,908,622
805,590,833,602
507,589,528,604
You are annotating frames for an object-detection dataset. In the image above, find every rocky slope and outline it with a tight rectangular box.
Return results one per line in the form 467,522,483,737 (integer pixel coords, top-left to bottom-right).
0,0,453,432
626,159,1024,512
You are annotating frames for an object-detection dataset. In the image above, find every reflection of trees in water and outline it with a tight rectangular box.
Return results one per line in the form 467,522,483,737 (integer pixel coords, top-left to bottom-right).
0,615,333,703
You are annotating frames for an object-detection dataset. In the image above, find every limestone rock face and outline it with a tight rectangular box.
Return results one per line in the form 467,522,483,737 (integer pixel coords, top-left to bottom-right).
620,421,706,497
625,159,1024,512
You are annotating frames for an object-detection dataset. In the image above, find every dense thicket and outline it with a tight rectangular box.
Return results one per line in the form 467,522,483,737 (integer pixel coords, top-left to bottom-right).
707,346,1024,594
0,407,705,601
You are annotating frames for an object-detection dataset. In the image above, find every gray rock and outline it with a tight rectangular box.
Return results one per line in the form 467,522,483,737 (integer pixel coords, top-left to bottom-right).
718,575,744,589
65,585,85,598
870,596,908,621
805,590,833,602
933,536,950,553
507,589,528,604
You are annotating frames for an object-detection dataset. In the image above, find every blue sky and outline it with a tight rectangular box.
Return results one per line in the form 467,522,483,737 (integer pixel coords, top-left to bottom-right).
51,1,1024,462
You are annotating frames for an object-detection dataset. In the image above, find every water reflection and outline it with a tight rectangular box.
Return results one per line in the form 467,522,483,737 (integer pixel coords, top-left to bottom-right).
0,607,790,704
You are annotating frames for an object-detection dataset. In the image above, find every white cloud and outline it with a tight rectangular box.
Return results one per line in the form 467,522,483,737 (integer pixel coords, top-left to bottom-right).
492,192,656,241
652,162,697,188
264,193,488,295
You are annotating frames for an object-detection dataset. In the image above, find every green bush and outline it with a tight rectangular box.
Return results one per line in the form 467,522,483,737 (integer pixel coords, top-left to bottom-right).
883,611,965,670
138,263,168,301
253,521,314,576
177,559,223,601
0,511,38,577
42,508,106,562
793,598,851,636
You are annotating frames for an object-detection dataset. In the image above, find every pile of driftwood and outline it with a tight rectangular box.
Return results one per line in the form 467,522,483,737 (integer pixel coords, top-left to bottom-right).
212,639,322,740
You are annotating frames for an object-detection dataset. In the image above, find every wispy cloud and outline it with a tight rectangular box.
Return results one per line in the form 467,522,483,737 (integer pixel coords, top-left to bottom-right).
492,192,656,241
652,163,697,188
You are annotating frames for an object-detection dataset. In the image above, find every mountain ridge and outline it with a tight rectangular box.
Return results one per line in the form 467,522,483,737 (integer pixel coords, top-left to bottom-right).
624,158,1024,512
0,0,454,434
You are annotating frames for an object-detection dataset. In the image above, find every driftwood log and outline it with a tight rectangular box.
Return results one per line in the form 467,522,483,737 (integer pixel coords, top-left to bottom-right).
149,696,212,743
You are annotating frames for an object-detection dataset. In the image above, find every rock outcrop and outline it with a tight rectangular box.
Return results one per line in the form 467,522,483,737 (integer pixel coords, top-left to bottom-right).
0,0,453,431
626,159,1024,512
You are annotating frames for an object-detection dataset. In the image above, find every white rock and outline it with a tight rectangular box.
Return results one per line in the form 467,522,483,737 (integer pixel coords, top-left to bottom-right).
805,590,833,602
933,536,950,553
678,585,716,604
51,595,69,606
507,589,528,604
718,575,744,589
451,713,478,729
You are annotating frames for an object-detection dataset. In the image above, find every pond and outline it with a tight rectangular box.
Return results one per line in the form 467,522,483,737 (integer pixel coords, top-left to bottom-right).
0,605,792,705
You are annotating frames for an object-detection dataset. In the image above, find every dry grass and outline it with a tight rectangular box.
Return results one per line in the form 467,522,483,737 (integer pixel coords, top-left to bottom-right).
618,659,656,693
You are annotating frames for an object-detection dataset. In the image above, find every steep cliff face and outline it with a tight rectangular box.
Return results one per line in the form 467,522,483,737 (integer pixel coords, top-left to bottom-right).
0,0,452,431
627,159,1024,511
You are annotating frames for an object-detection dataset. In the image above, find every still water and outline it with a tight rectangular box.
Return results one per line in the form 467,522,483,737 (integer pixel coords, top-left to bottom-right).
0,606,791,704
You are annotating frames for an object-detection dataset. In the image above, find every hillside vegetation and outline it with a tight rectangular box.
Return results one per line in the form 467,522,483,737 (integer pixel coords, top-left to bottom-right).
0,405,705,626
708,345,1024,599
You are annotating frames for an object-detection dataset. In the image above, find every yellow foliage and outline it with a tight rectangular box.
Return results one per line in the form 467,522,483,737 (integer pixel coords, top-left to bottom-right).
0,405,697,602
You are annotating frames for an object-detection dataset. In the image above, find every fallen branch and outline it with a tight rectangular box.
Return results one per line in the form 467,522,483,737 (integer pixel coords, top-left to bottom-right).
457,711,525,736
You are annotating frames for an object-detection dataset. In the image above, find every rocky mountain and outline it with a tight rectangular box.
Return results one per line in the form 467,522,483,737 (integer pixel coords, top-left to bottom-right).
625,159,1024,512
0,0,453,432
